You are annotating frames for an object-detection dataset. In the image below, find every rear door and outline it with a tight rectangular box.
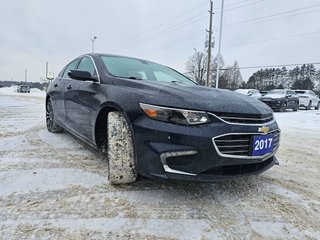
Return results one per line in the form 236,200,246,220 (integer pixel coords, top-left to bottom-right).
52,59,80,125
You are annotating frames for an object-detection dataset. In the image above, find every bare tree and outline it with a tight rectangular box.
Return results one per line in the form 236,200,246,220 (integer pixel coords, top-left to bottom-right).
185,49,208,85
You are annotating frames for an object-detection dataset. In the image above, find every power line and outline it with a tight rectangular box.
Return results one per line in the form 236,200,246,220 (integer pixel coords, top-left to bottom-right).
183,62,320,75
113,0,266,52
114,14,207,52
228,62,320,70
225,3,320,26
222,8,320,30
225,31,320,47
223,0,266,12
110,1,207,49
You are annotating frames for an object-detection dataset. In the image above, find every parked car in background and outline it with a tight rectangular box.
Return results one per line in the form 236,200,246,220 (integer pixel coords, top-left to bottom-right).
17,85,30,93
259,89,299,112
294,90,320,110
46,53,280,184
234,89,262,99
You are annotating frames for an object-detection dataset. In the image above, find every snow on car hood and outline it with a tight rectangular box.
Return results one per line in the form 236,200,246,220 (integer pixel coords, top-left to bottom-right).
130,81,272,115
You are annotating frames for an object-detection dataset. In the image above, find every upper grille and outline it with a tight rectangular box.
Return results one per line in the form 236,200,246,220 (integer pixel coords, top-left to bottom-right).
214,130,280,158
213,112,274,124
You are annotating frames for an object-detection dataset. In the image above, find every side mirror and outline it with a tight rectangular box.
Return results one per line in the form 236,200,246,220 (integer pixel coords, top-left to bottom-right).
68,70,98,82
287,94,292,98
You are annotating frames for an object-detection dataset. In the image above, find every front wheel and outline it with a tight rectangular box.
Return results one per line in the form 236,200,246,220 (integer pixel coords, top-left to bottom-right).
316,102,320,110
107,112,137,184
46,98,64,133
293,102,298,112
279,102,287,112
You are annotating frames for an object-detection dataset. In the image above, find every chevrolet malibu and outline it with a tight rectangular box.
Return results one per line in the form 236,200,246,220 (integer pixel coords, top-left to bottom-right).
46,53,280,184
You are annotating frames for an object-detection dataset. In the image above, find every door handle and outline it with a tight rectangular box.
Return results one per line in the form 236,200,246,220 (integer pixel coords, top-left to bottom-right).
67,84,72,90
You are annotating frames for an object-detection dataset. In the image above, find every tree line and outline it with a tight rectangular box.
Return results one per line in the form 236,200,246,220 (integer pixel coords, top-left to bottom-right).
0,80,47,90
185,50,320,94
246,64,320,93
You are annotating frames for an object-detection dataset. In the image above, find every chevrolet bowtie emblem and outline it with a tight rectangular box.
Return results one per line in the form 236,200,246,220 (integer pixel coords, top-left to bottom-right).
258,126,269,134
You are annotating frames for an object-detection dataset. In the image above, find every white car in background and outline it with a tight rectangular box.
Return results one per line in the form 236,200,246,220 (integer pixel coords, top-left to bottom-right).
234,89,262,99
294,90,320,110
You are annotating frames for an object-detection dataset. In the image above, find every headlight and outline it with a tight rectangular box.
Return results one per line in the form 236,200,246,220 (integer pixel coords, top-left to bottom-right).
139,103,211,125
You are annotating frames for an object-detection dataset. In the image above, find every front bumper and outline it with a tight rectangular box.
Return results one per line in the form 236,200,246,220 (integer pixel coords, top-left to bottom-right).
260,99,282,110
132,114,280,182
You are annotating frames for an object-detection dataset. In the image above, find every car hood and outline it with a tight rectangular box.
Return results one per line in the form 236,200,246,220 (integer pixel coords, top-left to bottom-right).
127,81,272,115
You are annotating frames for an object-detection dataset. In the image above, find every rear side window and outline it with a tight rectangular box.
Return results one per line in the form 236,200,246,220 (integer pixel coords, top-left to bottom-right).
62,59,79,78
77,56,97,77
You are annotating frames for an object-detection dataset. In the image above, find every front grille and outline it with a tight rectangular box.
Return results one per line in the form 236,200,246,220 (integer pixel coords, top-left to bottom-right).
202,157,274,176
214,130,280,157
213,112,274,124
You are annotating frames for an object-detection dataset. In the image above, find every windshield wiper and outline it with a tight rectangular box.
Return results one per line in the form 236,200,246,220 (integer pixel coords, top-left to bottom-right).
171,80,183,84
128,76,142,80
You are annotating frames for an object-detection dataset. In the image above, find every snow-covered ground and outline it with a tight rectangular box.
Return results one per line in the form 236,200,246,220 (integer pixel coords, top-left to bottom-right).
0,87,320,239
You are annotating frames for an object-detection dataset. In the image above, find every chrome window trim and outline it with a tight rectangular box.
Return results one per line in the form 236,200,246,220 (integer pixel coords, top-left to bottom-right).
212,129,281,160
60,55,101,83
208,112,276,126
80,55,101,83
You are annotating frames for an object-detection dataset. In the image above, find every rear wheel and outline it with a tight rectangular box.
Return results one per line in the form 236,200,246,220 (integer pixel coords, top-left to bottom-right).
107,112,137,184
46,99,64,133
307,101,312,110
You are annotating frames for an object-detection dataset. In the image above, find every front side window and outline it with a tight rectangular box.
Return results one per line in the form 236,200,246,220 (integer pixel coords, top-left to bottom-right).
77,56,97,76
100,55,196,85
62,59,79,78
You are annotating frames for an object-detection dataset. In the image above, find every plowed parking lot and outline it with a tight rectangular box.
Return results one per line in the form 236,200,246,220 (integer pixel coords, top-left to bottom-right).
0,88,320,239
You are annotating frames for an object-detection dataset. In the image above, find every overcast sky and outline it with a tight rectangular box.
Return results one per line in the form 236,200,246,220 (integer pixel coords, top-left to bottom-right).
1,0,320,83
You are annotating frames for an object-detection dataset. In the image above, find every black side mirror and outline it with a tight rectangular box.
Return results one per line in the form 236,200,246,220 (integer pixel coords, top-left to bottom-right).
68,70,98,82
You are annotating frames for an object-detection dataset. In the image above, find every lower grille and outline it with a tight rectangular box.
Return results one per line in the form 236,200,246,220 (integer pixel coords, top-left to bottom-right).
202,157,274,176
214,130,280,158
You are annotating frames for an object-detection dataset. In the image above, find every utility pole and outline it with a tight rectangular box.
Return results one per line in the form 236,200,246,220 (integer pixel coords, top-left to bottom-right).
91,36,97,53
206,0,213,87
45,62,48,79
215,0,225,89
25,69,27,83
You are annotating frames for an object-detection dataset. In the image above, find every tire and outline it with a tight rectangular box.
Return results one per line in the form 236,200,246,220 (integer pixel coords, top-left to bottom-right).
46,98,64,133
107,112,137,184
307,101,312,110
279,102,287,112
316,102,320,110
293,101,299,112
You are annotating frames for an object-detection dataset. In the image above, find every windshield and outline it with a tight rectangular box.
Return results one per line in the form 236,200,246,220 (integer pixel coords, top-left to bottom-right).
100,55,196,85
268,89,285,94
